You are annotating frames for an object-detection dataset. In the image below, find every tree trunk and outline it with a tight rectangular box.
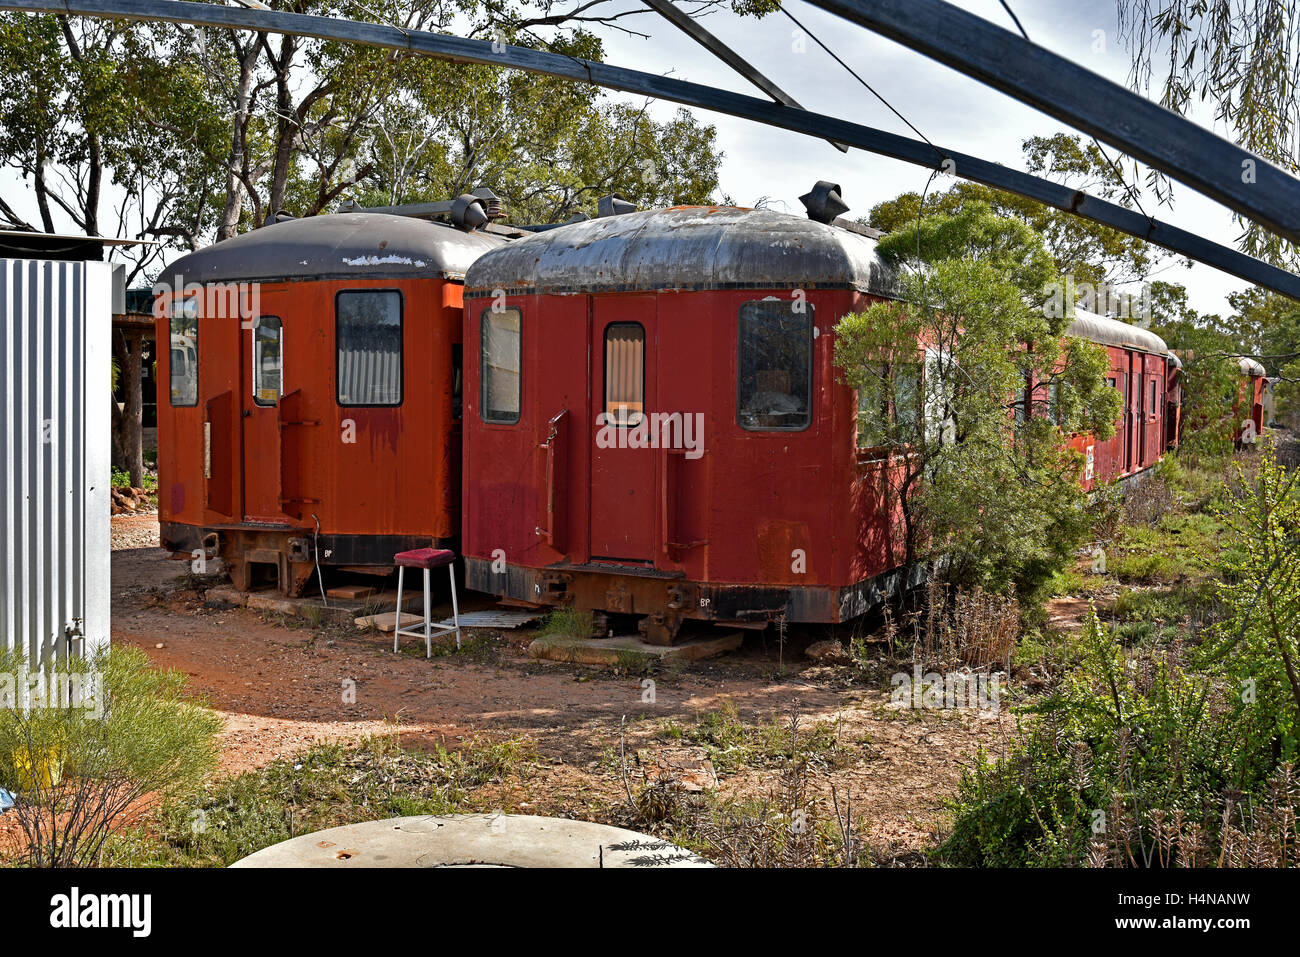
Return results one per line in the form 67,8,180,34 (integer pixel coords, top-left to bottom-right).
218,40,262,240
110,328,145,486
123,330,144,488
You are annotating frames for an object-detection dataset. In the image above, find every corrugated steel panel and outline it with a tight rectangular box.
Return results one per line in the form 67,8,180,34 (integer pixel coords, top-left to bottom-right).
0,258,111,664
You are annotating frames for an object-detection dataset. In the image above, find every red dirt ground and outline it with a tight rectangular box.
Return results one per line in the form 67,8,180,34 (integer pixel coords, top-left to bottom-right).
1,514,1023,861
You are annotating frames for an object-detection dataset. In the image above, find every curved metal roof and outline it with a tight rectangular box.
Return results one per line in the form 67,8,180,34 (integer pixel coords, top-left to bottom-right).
1065,308,1169,356
1238,356,1266,377
155,213,506,286
463,206,900,297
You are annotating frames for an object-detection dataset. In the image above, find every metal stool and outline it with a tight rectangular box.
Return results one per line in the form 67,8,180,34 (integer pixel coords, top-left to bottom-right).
393,548,461,656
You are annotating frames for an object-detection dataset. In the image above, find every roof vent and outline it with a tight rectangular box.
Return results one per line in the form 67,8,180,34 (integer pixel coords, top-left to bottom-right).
598,194,637,218
799,181,849,224
451,194,489,231
261,209,296,227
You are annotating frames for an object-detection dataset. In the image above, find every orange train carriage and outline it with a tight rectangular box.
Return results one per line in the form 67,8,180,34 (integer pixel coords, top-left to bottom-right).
154,212,505,594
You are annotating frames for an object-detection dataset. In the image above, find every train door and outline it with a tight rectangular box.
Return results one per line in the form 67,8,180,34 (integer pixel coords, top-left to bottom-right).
589,296,657,562
1125,353,1140,472
1137,360,1148,468
1122,369,1132,473
240,315,284,522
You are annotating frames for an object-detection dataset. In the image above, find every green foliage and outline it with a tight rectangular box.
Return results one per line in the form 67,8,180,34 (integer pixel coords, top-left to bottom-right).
1,3,730,271
944,448,1300,866
834,202,1119,604
539,606,596,640
0,644,222,867
106,734,534,866
357,27,722,223
868,134,1166,288
942,608,1261,866
665,701,854,775
111,467,157,493
1116,0,1300,268
1202,443,1300,760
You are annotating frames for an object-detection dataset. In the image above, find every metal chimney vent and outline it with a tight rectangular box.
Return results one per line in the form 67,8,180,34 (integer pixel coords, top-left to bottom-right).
597,194,637,218
799,181,849,224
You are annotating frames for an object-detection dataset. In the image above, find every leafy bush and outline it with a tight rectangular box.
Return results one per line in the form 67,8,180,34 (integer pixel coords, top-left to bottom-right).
942,609,1266,866
0,645,221,867
1201,442,1300,765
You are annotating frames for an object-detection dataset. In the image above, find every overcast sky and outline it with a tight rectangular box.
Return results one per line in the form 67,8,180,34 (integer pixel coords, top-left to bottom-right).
0,0,1266,316
593,0,1257,317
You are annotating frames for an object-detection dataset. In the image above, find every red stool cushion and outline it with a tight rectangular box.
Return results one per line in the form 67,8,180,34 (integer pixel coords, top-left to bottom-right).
394,547,456,569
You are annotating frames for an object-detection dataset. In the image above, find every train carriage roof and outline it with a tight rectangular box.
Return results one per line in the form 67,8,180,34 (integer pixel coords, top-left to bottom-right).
155,213,506,286
463,206,900,297
1238,356,1266,377
1066,308,1170,356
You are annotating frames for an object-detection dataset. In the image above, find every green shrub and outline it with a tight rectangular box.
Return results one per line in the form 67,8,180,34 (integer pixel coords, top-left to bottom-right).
941,608,1273,866
0,645,222,867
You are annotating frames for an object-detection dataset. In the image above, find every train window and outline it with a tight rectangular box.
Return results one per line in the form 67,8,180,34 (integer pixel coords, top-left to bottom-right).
336,290,402,406
1149,377,1157,416
604,323,645,426
855,361,922,448
894,363,923,437
452,344,463,420
482,306,521,424
856,363,889,449
737,300,812,431
252,317,282,407
169,297,198,407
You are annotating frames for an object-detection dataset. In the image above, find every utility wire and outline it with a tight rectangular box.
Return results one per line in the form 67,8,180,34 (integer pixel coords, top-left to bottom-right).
780,4,946,167
998,0,1156,229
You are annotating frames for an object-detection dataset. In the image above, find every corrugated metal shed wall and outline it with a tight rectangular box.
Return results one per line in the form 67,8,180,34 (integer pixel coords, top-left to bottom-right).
0,258,111,663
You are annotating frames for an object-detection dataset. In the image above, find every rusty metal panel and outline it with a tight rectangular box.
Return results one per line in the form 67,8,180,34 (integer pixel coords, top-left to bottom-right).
0,258,111,662
465,207,901,297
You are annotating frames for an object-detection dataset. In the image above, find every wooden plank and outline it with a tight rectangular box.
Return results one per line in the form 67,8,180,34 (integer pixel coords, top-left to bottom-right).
355,611,423,633
328,584,377,600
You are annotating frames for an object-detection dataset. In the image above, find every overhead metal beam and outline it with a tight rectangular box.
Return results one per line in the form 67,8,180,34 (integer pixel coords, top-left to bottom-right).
807,0,1300,245
3,0,1299,302
643,0,847,151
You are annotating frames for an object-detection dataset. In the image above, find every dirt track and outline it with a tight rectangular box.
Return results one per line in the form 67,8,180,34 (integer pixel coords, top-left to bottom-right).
108,514,1016,857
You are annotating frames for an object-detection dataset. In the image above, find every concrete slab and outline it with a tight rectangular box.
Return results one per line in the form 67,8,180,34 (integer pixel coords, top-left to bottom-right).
208,585,421,627
527,631,742,666
355,608,540,632
229,814,710,868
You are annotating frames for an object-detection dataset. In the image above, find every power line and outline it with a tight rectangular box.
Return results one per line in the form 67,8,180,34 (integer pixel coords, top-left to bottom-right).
780,4,945,166
998,0,1156,228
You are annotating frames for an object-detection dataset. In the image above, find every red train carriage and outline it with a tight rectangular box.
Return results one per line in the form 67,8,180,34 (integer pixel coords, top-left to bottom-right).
1062,310,1175,491
1237,356,1267,443
1165,352,1183,450
155,212,505,594
461,203,922,644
